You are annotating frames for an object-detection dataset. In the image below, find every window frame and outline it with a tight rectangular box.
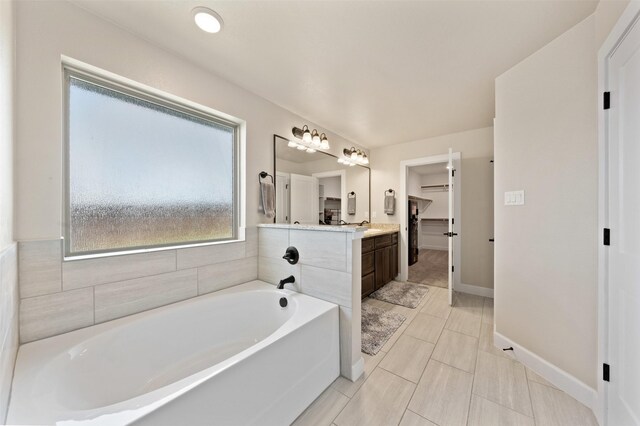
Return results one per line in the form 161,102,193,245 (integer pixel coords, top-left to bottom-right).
62,62,244,260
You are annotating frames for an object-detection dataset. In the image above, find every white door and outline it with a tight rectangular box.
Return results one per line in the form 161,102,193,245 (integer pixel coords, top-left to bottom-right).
289,174,319,225
606,8,640,425
447,148,456,306
275,172,290,223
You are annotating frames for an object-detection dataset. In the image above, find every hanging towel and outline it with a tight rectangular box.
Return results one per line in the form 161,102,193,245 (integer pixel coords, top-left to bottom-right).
384,192,395,215
261,180,275,219
348,193,356,215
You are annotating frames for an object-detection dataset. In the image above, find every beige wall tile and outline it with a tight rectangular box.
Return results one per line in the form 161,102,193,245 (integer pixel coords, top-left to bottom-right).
18,239,61,297
301,265,352,308
431,329,478,373
0,324,19,424
258,227,289,259
20,288,94,342
404,313,446,343
245,226,258,257
473,351,532,417
529,382,598,426
258,256,300,291
293,387,349,426
335,368,415,426
399,410,437,426
290,230,347,272
0,244,18,424
198,256,257,295
379,335,434,383
95,268,197,323
408,360,474,426
63,250,176,290
176,241,245,269
468,395,535,426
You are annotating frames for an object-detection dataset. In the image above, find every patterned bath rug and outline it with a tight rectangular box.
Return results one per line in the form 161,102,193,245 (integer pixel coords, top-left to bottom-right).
361,303,406,355
369,280,429,309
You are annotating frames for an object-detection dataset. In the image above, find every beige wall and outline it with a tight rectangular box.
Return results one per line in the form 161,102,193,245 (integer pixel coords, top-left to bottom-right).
0,1,19,422
14,0,366,241
370,127,494,289
495,16,598,388
595,0,630,47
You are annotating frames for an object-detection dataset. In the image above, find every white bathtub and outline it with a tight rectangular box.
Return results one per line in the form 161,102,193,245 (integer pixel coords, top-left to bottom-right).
8,280,340,425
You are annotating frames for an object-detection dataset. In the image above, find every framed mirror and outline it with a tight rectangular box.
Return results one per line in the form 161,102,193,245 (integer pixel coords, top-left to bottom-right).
273,135,370,225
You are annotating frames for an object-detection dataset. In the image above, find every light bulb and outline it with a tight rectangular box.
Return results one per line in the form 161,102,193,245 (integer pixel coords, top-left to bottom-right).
320,140,329,149
288,140,297,148
351,151,358,160
302,126,312,143
363,156,369,164
297,144,306,150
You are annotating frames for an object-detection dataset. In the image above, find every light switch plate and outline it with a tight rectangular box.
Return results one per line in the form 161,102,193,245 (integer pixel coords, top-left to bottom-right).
504,190,525,206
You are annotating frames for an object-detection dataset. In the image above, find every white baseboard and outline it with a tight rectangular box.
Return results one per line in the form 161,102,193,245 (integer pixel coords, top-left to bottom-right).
455,282,493,298
418,245,447,251
493,330,598,416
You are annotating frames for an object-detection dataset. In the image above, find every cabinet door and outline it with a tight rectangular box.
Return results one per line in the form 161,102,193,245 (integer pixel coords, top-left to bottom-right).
374,248,387,289
362,272,375,298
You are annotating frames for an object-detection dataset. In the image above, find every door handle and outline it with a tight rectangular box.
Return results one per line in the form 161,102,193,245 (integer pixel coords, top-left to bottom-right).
443,232,459,237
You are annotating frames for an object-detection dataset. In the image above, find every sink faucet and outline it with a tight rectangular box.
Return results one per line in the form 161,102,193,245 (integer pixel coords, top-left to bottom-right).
359,220,370,226
277,275,295,289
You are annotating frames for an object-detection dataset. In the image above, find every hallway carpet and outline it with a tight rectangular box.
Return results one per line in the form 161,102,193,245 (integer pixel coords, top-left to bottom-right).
408,249,448,288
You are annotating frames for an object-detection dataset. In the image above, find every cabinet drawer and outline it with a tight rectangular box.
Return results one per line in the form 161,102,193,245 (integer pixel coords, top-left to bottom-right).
362,237,375,253
391,232,398,244
375,234,392,248
362,252,375,276
362,272,375,298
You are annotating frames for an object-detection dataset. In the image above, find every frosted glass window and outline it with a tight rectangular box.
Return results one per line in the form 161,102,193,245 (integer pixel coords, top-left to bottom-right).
65,72,237,257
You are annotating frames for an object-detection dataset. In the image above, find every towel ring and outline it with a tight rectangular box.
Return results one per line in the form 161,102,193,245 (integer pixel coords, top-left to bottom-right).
385,189,395,196
259,171,274,184
348,191,356,198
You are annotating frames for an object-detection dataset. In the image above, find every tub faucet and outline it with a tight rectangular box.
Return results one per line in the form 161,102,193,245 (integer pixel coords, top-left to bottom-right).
277,275,295,290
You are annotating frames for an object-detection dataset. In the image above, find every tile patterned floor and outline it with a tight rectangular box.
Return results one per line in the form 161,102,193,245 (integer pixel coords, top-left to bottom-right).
292,286,598,426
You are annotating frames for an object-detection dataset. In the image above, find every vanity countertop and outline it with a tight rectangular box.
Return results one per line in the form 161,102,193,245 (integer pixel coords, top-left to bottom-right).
363,228,399,238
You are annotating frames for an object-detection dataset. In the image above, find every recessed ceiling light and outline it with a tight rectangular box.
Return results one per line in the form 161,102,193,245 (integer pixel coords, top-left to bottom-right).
192,7,223,33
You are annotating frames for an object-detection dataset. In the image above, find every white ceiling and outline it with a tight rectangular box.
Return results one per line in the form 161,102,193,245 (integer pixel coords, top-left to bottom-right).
70,0,598,148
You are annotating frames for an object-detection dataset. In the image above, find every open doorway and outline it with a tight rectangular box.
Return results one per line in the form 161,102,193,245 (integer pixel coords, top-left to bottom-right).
407,162,449,288
399,152,461,305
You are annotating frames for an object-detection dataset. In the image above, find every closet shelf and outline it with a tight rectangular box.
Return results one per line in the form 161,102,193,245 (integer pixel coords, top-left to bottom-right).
421,184,449,192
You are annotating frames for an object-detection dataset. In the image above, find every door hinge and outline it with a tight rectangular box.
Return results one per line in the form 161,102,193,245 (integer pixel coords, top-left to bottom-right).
452,170,455,177
603,92,611,110
604,228,610,246
452,265,455,272
603,363,610,382
452,218,455,225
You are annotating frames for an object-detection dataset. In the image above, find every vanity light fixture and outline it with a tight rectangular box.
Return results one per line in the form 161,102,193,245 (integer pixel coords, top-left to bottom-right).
340,147,369,166
291,125,330,152
192,7,223,33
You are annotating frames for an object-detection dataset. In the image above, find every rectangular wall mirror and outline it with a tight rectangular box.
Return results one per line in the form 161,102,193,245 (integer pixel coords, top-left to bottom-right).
274,135,370,225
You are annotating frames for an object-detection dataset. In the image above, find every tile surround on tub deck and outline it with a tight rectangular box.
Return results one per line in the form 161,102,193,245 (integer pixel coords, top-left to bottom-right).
17,227,260,343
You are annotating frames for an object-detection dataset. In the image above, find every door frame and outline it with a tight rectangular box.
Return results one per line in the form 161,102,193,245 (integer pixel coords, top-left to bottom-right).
398,153,461,286
597,2,640,424
312,169,347,223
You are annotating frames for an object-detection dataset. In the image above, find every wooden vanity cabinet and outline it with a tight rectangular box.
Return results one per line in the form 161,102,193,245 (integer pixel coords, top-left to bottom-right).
361,232,399,298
